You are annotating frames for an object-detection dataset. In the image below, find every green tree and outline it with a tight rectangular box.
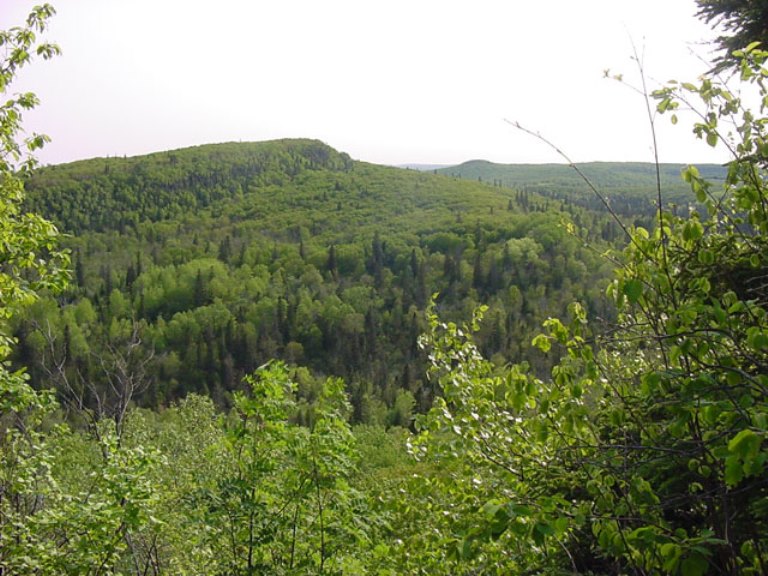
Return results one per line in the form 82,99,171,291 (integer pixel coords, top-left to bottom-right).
0,3,67,398
188,362,365,575
1,9,162,575
0,5,69,572
413,44,768,576
696,0,768,69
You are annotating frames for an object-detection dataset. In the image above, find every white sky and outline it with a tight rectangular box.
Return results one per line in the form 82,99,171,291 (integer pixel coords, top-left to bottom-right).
3,0,728,166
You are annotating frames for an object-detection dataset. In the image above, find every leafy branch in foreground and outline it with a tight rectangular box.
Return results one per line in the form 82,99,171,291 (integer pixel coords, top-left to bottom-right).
416,46,768,575
0,7,157,575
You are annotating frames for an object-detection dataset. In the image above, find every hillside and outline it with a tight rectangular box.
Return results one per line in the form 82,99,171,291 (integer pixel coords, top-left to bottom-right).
6,2,768,572
438,159,727,215
18,139,618,417
26,139,355,234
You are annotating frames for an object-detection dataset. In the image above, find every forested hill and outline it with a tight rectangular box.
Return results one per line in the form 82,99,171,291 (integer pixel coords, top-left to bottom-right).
18,139,617,418
26,139,355,234
438,159,727,215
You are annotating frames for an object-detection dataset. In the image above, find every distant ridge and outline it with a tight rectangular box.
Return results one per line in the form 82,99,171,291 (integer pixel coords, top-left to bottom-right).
396,163,453,171
437,159,727,186
436,159,727,208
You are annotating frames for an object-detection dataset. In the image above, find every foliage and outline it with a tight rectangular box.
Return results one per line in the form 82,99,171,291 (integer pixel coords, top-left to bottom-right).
696,0,768,70
8,3,768,575
0,2,68,404
438,159,727,219
412,43,768,575
0,5,66,573
2,424,161,575
155,362,365,575
16,138,617,417
0,9,160,575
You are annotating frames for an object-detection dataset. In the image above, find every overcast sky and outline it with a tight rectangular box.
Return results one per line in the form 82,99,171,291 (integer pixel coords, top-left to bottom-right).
4,0,727,167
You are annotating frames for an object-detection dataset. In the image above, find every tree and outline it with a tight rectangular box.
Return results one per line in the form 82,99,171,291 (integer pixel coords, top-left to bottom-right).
413,44,768,576
1,9,162,575
0,5,67,466
0,3,67,400
696,0,768,69
189,362,364,574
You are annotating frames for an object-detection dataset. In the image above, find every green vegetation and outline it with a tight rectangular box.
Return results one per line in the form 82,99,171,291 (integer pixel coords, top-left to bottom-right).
696,0,768,69
411,43,768,574
2,3,768,575
438,159,727,217
16,138,616,418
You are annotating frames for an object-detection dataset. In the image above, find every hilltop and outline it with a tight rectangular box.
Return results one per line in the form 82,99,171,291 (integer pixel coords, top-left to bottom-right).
15,139,623,414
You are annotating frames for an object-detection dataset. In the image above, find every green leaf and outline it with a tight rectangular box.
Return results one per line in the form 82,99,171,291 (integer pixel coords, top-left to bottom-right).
725,455,744,486
683,220,703,241
698,249,715,265
682,165,699,182
554,516,570,534
460,537,473,560
694,182,707,202
481,500,502,519
681,552,708,576
532,333,551,353
661,542,682,572
747,327,768,351
728,429,762,458
623,279,643,303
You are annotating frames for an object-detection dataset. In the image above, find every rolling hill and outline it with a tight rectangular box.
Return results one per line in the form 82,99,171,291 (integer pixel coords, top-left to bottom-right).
437,159,727,215
18,140,624,416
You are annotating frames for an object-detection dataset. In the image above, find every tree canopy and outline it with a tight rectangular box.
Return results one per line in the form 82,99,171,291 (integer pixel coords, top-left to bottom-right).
3,2,768,575
696,0,768,68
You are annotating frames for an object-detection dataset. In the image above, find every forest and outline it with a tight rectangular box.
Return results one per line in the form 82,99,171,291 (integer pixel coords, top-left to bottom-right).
14,138,619,421
1,2,768,575
437,160,728,217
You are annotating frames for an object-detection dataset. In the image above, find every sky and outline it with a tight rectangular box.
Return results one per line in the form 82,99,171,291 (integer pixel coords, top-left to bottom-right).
3,0,729,167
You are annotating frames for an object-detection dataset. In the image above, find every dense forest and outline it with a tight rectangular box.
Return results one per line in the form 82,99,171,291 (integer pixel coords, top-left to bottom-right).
2,2,768,575
14,139,619,420
438,160,728,217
